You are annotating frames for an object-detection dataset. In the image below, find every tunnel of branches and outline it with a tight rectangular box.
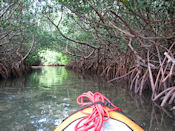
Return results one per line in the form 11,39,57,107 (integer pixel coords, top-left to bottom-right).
0,0,175,107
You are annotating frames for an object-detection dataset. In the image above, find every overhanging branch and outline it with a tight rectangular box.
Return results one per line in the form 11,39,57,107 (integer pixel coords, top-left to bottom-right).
47,16,99,49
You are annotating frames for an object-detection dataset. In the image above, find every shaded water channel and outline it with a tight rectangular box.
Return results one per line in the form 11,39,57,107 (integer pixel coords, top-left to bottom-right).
0,67,174,131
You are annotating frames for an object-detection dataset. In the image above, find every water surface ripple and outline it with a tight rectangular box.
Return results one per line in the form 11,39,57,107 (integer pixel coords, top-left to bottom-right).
0,67,174,131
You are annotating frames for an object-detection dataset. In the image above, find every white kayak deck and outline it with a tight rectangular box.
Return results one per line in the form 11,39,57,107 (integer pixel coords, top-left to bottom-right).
64,117,132,131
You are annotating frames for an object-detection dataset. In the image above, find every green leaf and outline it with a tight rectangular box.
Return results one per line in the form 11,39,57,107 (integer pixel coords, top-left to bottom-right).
83,0,87,5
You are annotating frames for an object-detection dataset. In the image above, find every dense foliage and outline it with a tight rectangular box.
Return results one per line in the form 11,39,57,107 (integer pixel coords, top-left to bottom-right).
0,0,174,107
46,0,174,107
0,0,69,78
0,0,37,78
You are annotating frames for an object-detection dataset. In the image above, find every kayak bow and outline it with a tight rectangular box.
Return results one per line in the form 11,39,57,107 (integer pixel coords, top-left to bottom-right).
55,91,144,131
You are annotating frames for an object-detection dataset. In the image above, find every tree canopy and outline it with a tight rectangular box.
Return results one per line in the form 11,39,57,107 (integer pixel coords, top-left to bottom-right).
0,0,175,107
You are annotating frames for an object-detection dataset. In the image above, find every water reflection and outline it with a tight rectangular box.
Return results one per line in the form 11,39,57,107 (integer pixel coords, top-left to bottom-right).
0,67,174,131
33,66,69,88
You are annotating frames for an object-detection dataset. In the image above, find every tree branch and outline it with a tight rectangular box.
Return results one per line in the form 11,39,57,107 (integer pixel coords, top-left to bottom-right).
47,16,98,49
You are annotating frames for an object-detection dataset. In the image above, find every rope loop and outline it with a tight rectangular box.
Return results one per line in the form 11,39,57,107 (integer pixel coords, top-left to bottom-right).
75,91,122,131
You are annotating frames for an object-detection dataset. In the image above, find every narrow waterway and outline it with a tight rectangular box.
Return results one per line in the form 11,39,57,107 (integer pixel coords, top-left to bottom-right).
0,67,174,131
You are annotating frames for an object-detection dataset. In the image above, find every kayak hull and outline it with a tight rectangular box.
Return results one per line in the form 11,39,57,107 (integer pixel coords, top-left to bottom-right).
55,107,144,131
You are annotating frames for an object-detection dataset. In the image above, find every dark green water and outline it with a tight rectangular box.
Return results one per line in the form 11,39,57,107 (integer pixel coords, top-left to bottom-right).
0,67,174,131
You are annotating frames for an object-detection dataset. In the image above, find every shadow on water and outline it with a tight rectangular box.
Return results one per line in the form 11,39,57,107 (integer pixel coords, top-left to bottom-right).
0,67,174,131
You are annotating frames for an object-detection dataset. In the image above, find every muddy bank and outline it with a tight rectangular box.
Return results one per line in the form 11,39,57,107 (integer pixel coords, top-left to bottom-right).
39,64,65,67
0,62,32,80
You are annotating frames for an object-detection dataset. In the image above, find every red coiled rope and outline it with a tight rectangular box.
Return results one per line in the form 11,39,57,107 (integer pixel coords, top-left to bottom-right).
75,91,122,131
